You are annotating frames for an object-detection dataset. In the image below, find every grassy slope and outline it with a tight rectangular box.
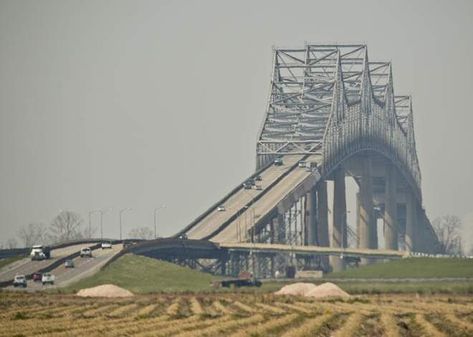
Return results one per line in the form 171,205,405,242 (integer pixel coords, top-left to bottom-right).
66,254,222,293
326,258,473,279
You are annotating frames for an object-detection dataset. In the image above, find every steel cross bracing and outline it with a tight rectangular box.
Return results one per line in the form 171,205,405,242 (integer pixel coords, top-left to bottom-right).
256,44,422,199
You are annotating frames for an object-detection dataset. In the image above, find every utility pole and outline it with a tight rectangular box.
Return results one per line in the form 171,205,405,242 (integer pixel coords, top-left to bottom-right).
119,208,132,241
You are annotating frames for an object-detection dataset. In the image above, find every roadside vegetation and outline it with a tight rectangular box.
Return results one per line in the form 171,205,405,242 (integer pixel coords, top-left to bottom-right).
326,257,473,279
65,254,223,293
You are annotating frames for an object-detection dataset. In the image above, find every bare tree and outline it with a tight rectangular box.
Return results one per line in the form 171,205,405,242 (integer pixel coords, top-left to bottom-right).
6,237,18,249
49,211,84,243
128,226,154,240
17,223,49,247
432,215,463,255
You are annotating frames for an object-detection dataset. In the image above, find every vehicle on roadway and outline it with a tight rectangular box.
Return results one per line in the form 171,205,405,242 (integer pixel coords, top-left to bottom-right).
30,245,51,261
64,259,74,268
32,272,42,282
13,275,27,288
243,181,253,189
273,157,283,166
101,241,113,249
178,233,188,240
298,160,307,168
254,175,262,181
253,184,262,190
217,205,226,212
42,273,55,285
80,247,93,258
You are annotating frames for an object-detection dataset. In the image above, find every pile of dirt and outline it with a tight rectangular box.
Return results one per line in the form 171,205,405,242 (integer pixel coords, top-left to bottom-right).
305,282,350,299
274,282,317,296
275,282,350,299
76,284,134,298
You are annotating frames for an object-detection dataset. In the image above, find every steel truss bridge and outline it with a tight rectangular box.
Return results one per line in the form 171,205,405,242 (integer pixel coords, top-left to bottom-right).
156,44,440,277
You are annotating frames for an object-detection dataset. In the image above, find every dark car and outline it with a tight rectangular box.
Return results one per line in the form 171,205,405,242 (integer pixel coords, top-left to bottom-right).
273,158,283,166
32,272,42,282
64,259,74,268
254,175,262,181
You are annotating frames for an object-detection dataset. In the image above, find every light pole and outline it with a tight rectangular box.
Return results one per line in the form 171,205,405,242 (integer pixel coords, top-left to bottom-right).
90,209,109,241
119,208,132,241
154,205,166,239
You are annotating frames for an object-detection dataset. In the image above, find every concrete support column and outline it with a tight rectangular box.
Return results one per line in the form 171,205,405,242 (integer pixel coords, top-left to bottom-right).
316,181,329,247
405,193,417,252
358,157,377,264
331,167,347,271
305,189,317,245
316,181,330,271
384,165,398,250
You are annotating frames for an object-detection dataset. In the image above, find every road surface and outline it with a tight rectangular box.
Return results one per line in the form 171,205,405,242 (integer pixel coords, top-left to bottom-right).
186,155,306,240
8,244,123,291
0,244,93,282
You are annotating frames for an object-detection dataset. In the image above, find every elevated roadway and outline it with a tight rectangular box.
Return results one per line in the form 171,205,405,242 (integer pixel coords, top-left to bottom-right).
181,154,321,242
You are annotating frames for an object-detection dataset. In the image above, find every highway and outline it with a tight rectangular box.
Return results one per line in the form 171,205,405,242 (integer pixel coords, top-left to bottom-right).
183,154,321,243
7,244,122,291
0,244,92,283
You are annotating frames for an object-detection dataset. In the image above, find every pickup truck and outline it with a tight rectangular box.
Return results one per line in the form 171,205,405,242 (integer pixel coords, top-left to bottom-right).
42,273,55,285
13,275,27,288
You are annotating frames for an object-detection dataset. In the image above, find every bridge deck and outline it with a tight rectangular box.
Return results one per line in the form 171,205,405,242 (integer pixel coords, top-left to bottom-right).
186,155,306,240
219,242,407,259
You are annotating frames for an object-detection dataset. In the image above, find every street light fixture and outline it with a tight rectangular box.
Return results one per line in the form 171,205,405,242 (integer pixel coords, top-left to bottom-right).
119,208,132,241
154,205,166,239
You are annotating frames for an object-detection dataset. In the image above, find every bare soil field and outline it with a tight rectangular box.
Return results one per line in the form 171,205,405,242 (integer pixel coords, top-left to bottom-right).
1,291,473,336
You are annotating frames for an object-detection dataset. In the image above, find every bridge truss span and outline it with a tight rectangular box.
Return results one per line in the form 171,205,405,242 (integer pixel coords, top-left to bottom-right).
175,44,439,277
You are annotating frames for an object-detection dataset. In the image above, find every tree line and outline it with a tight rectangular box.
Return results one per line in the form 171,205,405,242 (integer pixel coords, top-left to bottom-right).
1,210,156,249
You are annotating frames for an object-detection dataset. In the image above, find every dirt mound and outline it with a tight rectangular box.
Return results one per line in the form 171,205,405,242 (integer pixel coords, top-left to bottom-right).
274,282,318,296
305,282,350,299
76,284,134,298
275,282,350,299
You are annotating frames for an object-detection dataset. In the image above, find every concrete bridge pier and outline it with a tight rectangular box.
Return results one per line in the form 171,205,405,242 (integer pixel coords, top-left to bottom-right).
316,181,330,270
405,192,418,252
330,167,347,272
357,157,377,264
384,164,398,250
305,189,317,245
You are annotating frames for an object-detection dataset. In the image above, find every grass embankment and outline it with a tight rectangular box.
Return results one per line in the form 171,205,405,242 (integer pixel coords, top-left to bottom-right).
326,257,473,279
66,254,222,293
0,256,24,269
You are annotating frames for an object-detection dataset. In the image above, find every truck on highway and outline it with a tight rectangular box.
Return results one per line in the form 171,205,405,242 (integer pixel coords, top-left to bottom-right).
13,274,27,288
30,245,51,261
41,273,55,285
216,271,262,288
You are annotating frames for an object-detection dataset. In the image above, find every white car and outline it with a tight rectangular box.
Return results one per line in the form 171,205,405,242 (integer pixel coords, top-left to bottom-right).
101,241,112,249
217,205,225,212
41,273,55,285
80,247,93,258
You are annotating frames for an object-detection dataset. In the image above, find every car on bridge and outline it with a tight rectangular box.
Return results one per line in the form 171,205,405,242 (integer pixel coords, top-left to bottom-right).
273,158,283,166
13,275,27,288
217,205,226,212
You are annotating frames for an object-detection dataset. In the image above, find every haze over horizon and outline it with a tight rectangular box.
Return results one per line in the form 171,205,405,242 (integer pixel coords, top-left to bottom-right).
1,1,472,250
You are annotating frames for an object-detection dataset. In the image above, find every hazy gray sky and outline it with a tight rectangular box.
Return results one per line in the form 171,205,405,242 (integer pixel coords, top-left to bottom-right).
1,0,472,248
